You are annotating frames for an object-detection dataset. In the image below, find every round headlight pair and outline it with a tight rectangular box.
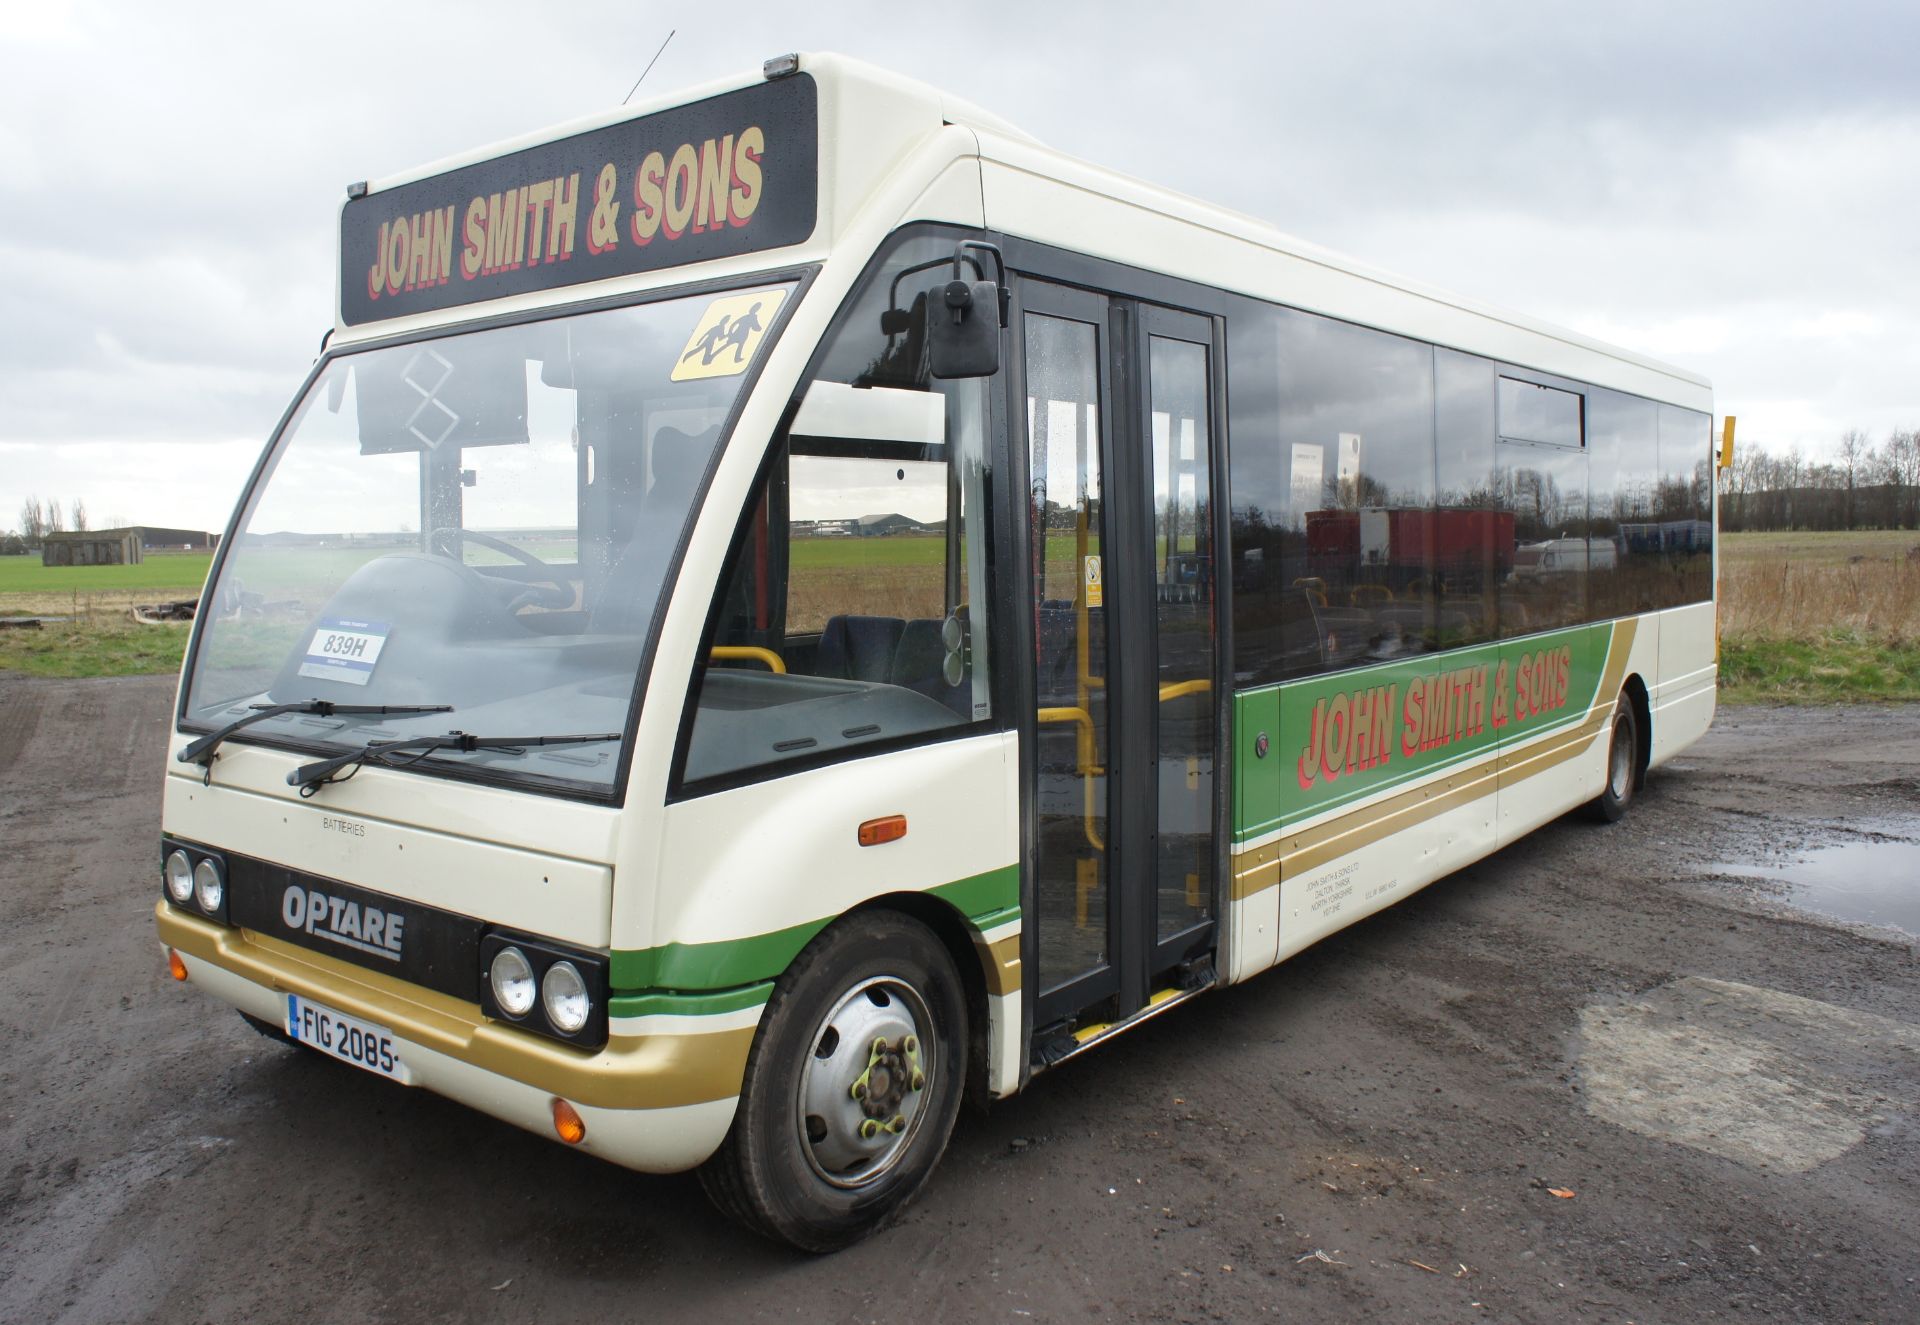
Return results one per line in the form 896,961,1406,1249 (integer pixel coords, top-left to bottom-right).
165,849,224,914
488,947,591,1035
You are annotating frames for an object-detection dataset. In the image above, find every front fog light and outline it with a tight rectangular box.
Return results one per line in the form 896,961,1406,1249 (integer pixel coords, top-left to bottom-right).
192,858,224,914
542,960,590,1034
164,850,194,904
490,947,535,1017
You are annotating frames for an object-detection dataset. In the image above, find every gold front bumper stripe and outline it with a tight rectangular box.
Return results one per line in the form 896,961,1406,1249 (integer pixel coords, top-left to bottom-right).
158,902,753,1110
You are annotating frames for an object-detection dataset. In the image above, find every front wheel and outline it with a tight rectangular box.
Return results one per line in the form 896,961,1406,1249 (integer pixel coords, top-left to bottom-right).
698,911,968,1252
1584,693,1639,823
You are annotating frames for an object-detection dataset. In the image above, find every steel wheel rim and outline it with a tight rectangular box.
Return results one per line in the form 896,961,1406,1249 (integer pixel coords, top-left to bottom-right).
795,975,936,1189
1609,718,1633,799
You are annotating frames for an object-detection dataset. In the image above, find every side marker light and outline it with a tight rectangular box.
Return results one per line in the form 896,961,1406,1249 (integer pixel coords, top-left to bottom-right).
858,814,908,847
551,1097,586,1145
168,949,188,982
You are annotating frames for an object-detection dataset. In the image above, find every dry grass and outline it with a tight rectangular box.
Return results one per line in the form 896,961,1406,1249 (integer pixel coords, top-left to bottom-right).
786,565,946,632
1719,534,1920,643
0,611,192,679
0,587,194,618
1718,532,1920,703
1718,528,1920,569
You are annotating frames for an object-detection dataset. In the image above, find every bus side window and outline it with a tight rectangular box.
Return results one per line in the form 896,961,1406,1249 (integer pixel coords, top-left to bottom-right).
678,232,996,789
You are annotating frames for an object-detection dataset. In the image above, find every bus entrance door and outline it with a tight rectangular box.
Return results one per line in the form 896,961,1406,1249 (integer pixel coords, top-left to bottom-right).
1019,279,1221,1051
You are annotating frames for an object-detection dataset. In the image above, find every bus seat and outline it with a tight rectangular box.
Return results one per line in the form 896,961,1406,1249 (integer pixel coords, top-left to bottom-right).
816,615,905,682
890,618,969,714
589,426,714,635
1350,584,1394,608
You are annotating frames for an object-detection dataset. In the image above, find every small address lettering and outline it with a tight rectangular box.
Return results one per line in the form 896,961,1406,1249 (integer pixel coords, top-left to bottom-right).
1304,861,1358,920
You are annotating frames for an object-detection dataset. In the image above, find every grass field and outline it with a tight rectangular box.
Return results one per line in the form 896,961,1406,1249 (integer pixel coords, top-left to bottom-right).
0,613,192,680
6,533,1918,702
0,552,213,598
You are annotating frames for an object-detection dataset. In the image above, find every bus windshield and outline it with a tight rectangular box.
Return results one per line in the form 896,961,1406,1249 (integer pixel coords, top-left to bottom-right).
182,281,797,796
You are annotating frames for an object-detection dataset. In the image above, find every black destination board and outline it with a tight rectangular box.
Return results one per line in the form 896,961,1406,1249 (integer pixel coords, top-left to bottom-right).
340,74,817,326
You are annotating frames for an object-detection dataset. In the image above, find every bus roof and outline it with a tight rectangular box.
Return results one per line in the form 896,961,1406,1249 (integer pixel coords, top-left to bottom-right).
332,52,1709,402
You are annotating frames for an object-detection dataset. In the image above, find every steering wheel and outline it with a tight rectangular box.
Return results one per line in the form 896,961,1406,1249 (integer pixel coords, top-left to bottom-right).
427,528,574,611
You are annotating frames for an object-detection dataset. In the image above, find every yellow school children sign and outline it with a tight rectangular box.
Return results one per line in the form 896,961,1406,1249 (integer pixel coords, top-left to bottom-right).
672,288,788,380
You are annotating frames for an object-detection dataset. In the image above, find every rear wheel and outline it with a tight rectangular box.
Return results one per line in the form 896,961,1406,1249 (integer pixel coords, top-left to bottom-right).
1584,693,1639,823
698,911,967,1252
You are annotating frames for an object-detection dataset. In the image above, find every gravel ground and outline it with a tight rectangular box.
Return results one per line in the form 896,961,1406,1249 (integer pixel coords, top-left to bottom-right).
1,675,1915,1323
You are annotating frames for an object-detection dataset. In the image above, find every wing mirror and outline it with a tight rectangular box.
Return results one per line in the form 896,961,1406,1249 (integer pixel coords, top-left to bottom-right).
929,240,1009,380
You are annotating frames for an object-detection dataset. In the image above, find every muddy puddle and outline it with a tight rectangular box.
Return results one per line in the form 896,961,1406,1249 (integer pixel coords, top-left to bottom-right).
1713,820,1920,936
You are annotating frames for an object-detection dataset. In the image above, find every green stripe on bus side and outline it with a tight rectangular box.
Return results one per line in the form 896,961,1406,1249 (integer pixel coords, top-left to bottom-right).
608,864,1020,992
970,904,1021,932
1232,622,1616,844
609,981,775,1020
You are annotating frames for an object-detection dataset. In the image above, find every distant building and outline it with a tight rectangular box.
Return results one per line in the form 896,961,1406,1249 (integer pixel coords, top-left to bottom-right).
854,513,938,537
42,529,143,566
135,526,220,551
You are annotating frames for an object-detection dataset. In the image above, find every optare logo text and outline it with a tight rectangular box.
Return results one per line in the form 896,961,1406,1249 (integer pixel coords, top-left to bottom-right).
281,885,404,962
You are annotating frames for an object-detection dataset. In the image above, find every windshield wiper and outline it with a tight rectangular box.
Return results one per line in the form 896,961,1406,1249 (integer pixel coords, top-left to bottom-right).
287,730,622,797
179,700,456,768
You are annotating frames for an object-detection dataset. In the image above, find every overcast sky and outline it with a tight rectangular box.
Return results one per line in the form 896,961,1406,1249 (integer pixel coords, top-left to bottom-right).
3,0,1915,534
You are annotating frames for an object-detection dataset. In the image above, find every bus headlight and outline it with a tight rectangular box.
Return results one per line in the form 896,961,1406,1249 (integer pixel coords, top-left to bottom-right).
164,850,195,904
478,931,609,1048
489,947,536,1017
542,961,590,1034
192,858,225,915
160,839,229,924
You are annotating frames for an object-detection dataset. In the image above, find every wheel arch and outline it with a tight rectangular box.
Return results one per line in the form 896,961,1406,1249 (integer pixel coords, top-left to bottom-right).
1621,671,1652,788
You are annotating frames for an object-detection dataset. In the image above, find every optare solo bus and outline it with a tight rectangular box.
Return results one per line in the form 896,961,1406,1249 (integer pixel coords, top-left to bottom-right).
157,52,1719,1253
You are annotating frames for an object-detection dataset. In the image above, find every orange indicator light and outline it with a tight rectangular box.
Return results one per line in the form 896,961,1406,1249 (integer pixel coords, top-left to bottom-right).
857,814,908,847
167,949,189,982
551,1097,587,1145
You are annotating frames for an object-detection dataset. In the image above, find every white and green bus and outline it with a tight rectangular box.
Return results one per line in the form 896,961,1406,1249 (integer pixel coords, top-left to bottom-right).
157,52,1719,1250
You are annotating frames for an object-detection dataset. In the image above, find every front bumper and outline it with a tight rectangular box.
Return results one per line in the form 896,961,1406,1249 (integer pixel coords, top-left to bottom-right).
158,902,749,1173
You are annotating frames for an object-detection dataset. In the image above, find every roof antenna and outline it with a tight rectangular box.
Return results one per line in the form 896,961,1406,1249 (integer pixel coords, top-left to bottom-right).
624,29,675,105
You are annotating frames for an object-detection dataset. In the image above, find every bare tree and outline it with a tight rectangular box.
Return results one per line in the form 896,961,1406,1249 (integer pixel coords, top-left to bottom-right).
1836,429,1867,531
46,500,65,535
70,498,89,532
18,496,47,548
1889,428,1920,529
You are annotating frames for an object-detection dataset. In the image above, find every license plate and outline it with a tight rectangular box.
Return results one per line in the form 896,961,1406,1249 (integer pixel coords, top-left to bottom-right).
284,994,412,1084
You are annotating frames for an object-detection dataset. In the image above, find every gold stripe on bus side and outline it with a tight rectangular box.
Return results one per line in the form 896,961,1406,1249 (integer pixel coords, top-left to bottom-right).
159,904,754,1110
972,931,1023,997
1232,620,1638,900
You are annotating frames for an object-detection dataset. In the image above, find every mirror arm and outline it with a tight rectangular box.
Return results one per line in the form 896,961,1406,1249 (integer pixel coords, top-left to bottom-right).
952,240,1010,327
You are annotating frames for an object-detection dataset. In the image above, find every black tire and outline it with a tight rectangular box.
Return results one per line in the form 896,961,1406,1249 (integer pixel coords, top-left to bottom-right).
698,910,968,1252
1584,693,1639,823
239,1011,297,1047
